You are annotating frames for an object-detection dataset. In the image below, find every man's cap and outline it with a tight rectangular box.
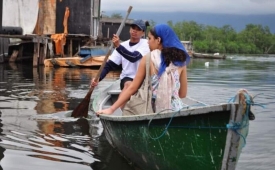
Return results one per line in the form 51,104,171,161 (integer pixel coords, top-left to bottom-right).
130,19,146,31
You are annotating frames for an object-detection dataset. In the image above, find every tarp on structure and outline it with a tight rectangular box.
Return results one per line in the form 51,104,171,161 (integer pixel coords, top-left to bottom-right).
2,0,39,35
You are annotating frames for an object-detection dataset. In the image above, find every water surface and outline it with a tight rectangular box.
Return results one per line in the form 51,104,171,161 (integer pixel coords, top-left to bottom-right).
0,55,274,170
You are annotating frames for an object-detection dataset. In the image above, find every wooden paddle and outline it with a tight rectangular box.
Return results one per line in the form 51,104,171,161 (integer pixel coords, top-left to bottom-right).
71,6,133,118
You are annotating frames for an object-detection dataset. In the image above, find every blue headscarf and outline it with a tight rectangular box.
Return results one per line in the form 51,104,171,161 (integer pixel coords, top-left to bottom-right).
154,24,190,76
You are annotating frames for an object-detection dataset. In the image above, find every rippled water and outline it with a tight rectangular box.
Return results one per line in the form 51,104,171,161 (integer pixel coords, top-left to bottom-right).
0,55,274,170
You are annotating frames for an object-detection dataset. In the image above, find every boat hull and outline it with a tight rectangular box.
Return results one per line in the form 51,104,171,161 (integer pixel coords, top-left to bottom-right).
44,56,105,67
104,112,220,169
44,47,110,67
93,81,250,170
99,104,248,170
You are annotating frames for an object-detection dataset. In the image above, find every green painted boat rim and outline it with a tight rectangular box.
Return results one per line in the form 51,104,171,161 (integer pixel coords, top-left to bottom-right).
99,103,231,121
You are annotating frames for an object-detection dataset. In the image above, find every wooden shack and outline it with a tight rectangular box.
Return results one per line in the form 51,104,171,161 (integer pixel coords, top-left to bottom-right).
1,0,149,66
1,0,102,66
100,18,150,42
34,0,100,36
34,0,101,59
100,18,134,41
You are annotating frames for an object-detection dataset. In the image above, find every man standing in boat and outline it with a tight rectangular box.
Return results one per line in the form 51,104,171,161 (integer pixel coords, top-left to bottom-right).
91,19,150,91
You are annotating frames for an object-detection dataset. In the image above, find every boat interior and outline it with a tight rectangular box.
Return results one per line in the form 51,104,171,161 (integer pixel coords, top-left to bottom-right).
99,89,208,116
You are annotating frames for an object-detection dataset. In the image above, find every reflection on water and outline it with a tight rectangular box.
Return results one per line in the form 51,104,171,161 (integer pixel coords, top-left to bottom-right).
0,56,274,170
0,111,6,170
0,64,120,114
0,109,132,170
0,111,95,168
35,67,119,114
0,64,133,170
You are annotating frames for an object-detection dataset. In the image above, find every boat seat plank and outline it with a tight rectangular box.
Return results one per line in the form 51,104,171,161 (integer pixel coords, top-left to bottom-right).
102,105,112,109
182,97,208,107
107,90,122,95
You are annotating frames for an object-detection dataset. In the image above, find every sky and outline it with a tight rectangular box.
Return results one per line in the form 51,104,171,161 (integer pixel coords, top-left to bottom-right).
101,0,275,15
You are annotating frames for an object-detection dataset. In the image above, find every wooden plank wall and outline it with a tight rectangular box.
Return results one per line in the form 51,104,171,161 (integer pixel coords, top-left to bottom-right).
56,0,91,34
34,0,56,34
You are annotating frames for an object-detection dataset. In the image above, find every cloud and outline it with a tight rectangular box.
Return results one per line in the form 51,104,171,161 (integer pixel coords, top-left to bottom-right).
101,0,275,15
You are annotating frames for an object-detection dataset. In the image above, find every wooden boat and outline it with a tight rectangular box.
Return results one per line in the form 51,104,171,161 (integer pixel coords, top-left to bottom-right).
193,52,226,59
92,80,253,170
44,47,109,67
44,56,105,67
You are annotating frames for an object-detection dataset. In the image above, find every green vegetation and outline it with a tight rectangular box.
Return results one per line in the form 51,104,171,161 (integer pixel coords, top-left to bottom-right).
105,12,275,54
148,20,275,54
102,12,123,19
110,13,123,19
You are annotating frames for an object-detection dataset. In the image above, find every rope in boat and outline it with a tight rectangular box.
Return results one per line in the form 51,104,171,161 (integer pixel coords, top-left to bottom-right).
226,92,251,147
226,92,265,147
147,93,265,143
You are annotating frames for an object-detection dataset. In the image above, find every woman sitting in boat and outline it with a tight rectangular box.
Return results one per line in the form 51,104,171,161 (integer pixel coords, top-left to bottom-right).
96,24,191,115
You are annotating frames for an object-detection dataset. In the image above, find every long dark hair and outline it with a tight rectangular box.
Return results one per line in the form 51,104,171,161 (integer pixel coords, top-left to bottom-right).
149,28,187,76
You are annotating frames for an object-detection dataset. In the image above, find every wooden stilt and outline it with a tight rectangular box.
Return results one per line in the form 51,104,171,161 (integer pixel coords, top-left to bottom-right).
38,39,48,65
69,39,73,57
48,40,54,58
32,67,38,85
78,41,80,53
37,64,44,81
43,39,48,59
61,43,64,58
66,40,69,57
33,43,39,67
39,45,44,65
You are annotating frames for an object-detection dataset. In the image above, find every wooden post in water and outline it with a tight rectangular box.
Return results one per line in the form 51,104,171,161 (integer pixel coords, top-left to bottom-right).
39,38,48,65
69,39,73,57
33,42,39,67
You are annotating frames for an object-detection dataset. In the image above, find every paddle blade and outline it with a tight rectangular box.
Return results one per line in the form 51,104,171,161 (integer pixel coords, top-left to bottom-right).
71,88,94,118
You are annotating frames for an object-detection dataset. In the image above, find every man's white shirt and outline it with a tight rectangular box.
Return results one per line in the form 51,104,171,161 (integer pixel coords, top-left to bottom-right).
109,39,150,80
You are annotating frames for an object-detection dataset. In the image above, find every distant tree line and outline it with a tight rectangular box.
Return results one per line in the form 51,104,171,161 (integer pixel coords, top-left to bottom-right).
105,13,275,54
148,20,275,54
102,12,123,19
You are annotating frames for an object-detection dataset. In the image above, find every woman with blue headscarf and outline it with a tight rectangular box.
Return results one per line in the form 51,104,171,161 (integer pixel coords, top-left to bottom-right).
96,24,190,115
